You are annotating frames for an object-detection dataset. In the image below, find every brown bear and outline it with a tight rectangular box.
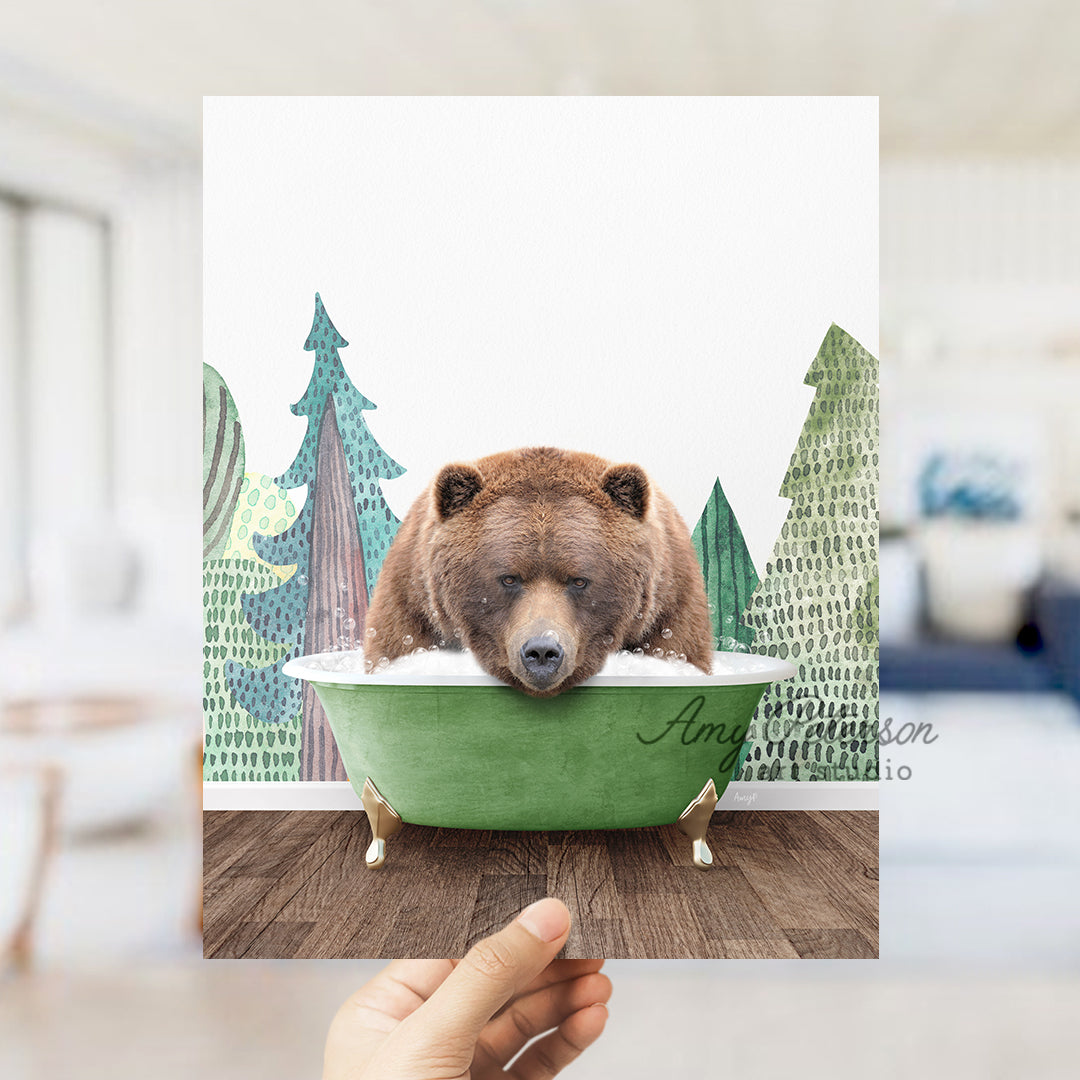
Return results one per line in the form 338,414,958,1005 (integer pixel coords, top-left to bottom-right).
364,447,713,697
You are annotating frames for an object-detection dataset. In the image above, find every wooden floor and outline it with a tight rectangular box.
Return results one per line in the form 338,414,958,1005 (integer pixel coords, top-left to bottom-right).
203,809,877,960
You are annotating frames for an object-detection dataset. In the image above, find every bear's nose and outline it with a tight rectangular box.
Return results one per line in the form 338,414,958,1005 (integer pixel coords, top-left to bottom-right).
521,636,564,679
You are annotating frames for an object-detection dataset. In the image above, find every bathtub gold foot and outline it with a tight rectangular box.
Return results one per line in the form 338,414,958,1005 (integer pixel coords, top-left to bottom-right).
361,778,402,869
676,778,718,870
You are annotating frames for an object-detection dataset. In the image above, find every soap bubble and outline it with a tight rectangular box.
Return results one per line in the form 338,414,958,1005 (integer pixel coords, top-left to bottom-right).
661,628,673,639
344,618,355,631
480,597,488,604
366,626,377,638
297,640,771,680
602,634,615,646
339,582,348,592
297,574,308,585
652,648,664,658
403,634,414,646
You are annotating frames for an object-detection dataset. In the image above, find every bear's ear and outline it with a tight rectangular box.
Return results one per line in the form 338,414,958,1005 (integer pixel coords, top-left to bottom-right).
600,463,650,520
434,464,484,519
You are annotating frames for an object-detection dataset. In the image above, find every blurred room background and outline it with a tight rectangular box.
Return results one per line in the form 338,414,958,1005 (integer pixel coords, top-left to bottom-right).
2,2,1080,1077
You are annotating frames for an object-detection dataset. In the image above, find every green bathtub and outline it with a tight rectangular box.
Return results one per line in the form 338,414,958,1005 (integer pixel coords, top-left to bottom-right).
284,650,796,868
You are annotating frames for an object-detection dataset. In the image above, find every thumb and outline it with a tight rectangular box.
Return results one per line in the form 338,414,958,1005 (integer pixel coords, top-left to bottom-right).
405,899,571,1052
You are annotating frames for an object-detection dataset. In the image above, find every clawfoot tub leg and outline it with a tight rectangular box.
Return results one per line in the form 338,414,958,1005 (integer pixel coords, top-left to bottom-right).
361,778,403,869
676,778,719,870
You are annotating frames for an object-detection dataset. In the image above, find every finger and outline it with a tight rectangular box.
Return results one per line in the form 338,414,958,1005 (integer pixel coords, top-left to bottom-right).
508,1003,609,1080
477,971,612,1064
490,958,606,1017
404,898,571,1050
374,959,457,1006
448,956,604,982
343,960,456,1029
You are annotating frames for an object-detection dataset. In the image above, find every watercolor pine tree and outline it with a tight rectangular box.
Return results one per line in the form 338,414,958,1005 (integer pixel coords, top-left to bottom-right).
202,363,246,561
226,294,405,781
691,477,759,780
692,478,758,650
203,365,302,781
741,325,879,782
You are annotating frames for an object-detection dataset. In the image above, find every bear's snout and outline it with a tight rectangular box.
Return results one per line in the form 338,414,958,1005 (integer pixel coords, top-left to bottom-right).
508,615,578,695
520,635,564,683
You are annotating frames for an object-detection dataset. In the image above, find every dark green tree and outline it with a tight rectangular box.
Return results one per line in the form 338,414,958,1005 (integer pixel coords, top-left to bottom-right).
691,477,758,650
691,477,759,780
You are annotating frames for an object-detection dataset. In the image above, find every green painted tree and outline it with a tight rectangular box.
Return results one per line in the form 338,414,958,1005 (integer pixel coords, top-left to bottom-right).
741,325,879,782
226,294,406,781
202,366,301,782
692,478,758,650
202,363,246,560
203,558,302,781
691,477,759,781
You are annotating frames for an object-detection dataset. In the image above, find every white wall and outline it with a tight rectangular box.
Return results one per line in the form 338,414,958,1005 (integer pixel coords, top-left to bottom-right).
205,96,879,574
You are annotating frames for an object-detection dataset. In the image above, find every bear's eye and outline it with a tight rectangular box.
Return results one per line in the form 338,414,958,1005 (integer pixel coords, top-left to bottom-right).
570,577,589,590
500,575,519,588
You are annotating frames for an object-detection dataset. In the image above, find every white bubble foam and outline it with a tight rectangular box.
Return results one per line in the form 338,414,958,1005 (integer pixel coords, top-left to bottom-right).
298,646,779,680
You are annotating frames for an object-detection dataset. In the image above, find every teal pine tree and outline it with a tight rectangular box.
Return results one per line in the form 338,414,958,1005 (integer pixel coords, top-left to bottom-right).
741,325,879,782
277,293,404,597
226,294,406,780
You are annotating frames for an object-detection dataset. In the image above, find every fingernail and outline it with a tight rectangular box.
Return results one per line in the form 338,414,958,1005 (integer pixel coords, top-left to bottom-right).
517,898,570,942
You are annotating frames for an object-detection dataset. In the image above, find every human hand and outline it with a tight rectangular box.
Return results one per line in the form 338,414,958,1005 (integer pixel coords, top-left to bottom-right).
324,898,610,1079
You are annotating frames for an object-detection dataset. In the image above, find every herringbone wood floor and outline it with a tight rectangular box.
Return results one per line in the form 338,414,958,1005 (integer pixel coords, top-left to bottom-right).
203,810,877,960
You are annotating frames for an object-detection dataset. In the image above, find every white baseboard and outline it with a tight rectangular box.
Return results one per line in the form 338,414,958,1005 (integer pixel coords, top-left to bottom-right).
203,780,878,813
717,781,877,811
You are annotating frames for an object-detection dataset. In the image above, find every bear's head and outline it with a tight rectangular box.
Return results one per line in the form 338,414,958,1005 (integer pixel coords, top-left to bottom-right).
426,449,657,697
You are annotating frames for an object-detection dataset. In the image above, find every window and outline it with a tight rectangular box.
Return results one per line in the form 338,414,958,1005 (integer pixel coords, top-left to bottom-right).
0,191,112,624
